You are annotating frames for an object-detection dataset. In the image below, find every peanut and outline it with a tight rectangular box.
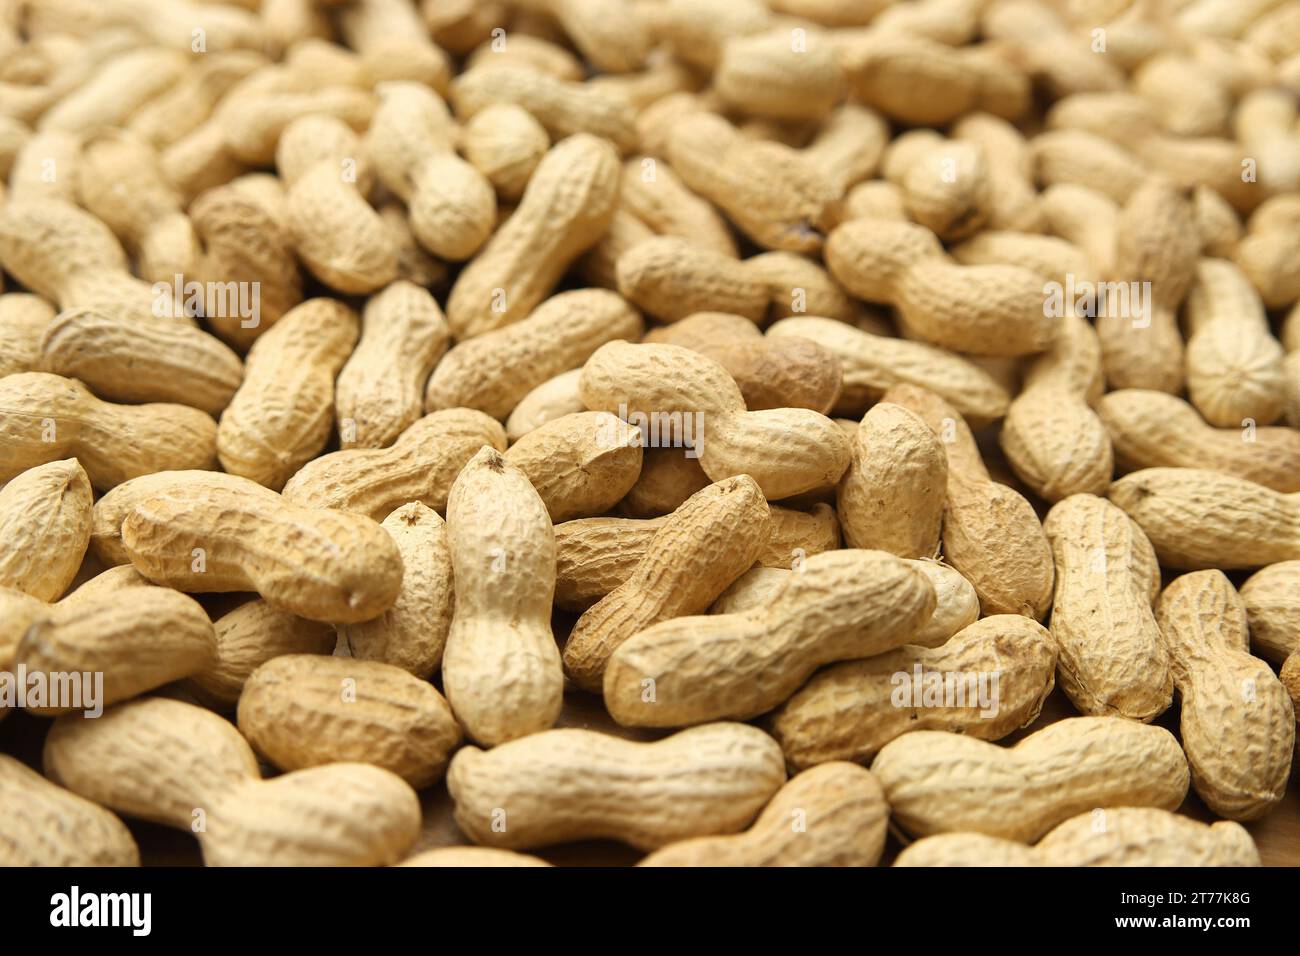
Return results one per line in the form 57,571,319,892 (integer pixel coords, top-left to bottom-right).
442,447,563,744
770,615,1056,769
604,549,935,726
715,27,843,121
1156,570,1294,820
639,763,887,867
0,293,56,377
1043,493,1173,721
505,369,585,442
281,409,506,520
446,723,785,850
503,411,643,522
44,697,420,866
118,470,403,624
872,717,1190,841
618,447,711,518
0,371,218,490
1241,562,1300,663
616,237,768,323
619,157,738,258
237,654,462,789
0,458,91,601
461,103,549,201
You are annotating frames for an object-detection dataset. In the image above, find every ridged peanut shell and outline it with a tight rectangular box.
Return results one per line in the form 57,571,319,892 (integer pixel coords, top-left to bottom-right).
0,754,139,866
0,458,91,601
504,411,643,522
1241,562,1300,663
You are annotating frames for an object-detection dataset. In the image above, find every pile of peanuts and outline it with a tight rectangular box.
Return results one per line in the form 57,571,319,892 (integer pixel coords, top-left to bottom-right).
2,0,1300,869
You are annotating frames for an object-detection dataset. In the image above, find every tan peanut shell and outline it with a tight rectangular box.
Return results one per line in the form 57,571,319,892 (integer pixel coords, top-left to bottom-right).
187,599,335,707
119,470,403,624
442,447,563,745
39,306,244,416
826,218,1054,357
462,103,549,201
217,298,358,490
1000,314,1113,502
446,133,620,339
580,341,851,500
44,697,420,867
427,289,643,420
338,502,453,680
0,458,91,601
1098,389,1300,492
895,808,1260,867
1156,570,1294,820
90,471,218,567
1241,562,1300,663
715,27,843,120
446,723,786,850
1043,494,1173,721
770,615,1057,769
618,447,710,518
639,763,887,867
766,316,1010,426
0,293,56,377
335,281,450,449
0,372,218,490
872,717,1190,841
620,157,737,258
1108,468,1300,569
504,411,643,522
238,654,462,789
604,549,935,726
564,476,770,690
0,754,139,867
505,369,585,442
882,384,1054,619
617,238,769,323
282,409,506,519
837,402,946,559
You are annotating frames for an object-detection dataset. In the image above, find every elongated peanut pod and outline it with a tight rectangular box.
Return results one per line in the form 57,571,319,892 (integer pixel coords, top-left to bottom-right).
504,411,643,522
442,448,563,745
446,723,786,850
0,458,91,601
639,763,887,867
1241,562,1300,664
0,754,139,866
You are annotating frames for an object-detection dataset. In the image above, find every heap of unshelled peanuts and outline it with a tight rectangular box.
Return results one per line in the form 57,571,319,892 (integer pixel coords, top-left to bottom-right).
2,0,1300,868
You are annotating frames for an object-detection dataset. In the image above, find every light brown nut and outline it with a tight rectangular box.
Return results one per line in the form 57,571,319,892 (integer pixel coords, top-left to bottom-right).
803,103,889,199
837,402,945,559
1241,562,1300,664
748,250,861,323
1044,494,1173,721
504,411,643,522
1108,467,1300,569
826,218,1055,357
461,103,549,200
90,471,218,568
452,65,637,152
616,238,768,323
620,157,737,257
1184,257,1287,427
0,458,91,601
639,762,886,867
365,81,496,262
335,281,450,449
0,754,139,866
0,293,56,377
714,27,843,120
893,138,993,243
1038,182,1118,277
951,112,1041,231
1098,389,1300,492
580,341,852,500
872,717,1189,841
1157,570,1294,820
666,112,840,254
578,208,655,289
397,847,552,867
505,369,585,442
282,409,506,519
189,183,303,348
44,697,420,867
379,202,449,289
1194,184,1243,258
1032,129,1146,205
119,471,403,624
604,549,935,726
238,654,461,789
442,448,563,745
895,808,1261,867
999,314,1112,502
905,560,980,647
766,315,1010,425
217,299,359,490
427,289,643,420
882,384,1054,619
39,306,244,416
770,615,1057,769
618,447,709,518
0,372,218,490
15,586,217,715
464,32,584,81
645,313,842,413
446,134,620,339
564,476,771,691
446,723,786,850
186,599,335,708
338,502,453,680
